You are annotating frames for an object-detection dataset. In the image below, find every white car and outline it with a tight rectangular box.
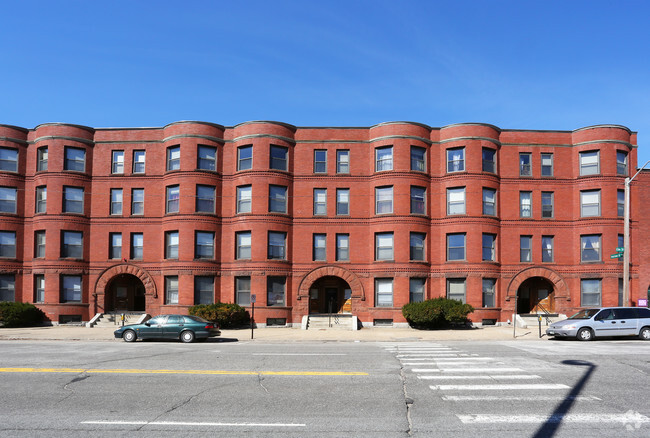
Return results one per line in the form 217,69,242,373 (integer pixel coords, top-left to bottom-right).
546,307,650,341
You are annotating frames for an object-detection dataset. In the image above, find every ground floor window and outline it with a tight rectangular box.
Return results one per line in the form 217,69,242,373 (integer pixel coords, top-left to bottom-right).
61,275,81,303
482,278,496,307
581,278,601,307
447,278,466,303
267,276,285,306
375,278,393,307
34,274,45,303
0,274,15,302
165,276,179,304
194,276,214,305
236,276,251,306
409,278,425,303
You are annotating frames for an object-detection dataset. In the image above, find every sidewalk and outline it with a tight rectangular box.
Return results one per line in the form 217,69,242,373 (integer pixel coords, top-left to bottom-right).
0,324,548,342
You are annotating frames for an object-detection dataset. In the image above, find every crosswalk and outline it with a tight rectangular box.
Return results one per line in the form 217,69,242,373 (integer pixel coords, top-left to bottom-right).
383,342,650,431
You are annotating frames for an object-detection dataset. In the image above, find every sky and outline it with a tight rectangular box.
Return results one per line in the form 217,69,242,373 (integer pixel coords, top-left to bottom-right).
2,0,649,164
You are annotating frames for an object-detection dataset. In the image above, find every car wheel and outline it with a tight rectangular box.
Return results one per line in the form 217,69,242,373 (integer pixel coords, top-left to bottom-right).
123,330,137,342
180,330,195,343
577,328,593,341
639,327,650,341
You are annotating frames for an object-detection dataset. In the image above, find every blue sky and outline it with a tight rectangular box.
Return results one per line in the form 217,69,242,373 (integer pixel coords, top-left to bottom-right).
2,1,649,164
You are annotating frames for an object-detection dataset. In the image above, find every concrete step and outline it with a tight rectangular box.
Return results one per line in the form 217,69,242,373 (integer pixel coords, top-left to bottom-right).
92,313,147,328
518,314,567,329
307,315,354,330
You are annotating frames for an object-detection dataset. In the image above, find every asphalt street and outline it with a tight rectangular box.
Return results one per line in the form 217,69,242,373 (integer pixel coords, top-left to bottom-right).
1,339,649,437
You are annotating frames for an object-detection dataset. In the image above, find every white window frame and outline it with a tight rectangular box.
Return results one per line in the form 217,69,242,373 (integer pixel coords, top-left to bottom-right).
447,187,466,215
579,150,600,176
580,190,601,217
375,186,393,215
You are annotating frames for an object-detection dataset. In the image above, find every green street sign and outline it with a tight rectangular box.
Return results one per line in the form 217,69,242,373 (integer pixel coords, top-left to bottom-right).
616,247,625,252
611,253,624,259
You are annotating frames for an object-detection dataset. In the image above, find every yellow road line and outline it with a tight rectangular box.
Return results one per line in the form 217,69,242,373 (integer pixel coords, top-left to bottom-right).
0,367,367,376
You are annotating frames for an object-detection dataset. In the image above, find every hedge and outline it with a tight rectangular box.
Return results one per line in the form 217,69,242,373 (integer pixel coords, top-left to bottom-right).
0,302,47,328
188,302,250,328
401,298,474,329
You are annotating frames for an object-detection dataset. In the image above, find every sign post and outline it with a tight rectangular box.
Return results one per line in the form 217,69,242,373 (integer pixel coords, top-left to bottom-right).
250,294,256,340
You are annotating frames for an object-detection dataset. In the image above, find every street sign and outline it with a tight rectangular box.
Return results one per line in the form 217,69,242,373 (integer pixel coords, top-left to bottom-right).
616,247,625,252
611,253,624,259
251,294,256,303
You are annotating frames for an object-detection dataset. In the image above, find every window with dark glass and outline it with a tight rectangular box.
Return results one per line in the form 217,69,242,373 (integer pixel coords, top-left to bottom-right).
196,185,215,213
375,146,393,172
166,185,180,213
61,275,81,303
447,233,465,261
238,145,252,171
336,150,349,173
35,186,47,214
520,235,532,262
267,276,286,306
64,147,85,172
581,235,601,262
61,231,83,258
313,234,326,261
131,188,144,215
617,150,628,176
270,145,288,171
482,148,496,173
542,236,553,262
34,274,44,303
482,234,495,261
314,150,327,173
133,150,145,173
165,231,179,259
482,188,496,215
0,274,15,302
447,147,464,173
541,153,553,177
411,186,425,215
109,233,122,259
195,231,214,259
167,146,180,171
410,232,425,261
0,187,17,213
541,192,553,218
112,150,124,174
63,187,84,214
519,153,532,176
411,146,425,172
35,230,45,258
0,148,17,172
197,145,217,171
194,276,214,304
618,190,624,217
269,185,287,213
37,147,48,172
0,231,16,258
268,231,286,260
410,278,425,303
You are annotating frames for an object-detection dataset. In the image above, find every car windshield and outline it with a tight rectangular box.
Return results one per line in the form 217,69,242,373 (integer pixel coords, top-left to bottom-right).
568,309,600,319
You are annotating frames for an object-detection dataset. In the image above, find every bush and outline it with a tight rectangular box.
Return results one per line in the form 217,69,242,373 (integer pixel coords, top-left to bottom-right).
402,298,474,329
0,302,47,328
188,302,250,329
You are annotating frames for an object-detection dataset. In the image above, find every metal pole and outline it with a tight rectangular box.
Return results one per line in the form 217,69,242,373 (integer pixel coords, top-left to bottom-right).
251,302,254,340
624,177,631,307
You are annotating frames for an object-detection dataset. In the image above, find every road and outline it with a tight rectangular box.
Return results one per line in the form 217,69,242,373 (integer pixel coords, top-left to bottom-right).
0,338,649,437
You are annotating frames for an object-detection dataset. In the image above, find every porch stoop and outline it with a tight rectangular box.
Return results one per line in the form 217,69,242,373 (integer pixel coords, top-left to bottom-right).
303,314,358,330
87,313,148,328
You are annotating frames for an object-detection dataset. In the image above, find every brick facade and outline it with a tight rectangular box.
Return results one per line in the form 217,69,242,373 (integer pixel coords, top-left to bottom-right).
0,121,642,325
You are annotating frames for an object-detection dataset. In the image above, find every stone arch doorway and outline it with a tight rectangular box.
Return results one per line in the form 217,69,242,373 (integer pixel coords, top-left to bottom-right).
105,274,146,312
298,266,364,315
507,267,569,315
517,277,555,314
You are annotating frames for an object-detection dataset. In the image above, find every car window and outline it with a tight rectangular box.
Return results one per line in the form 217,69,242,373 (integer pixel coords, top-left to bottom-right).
571,309,601,319
166,315,183,325
147,316,166,325
595,309,613,320
185,315,208,324
614,308,637,319
636,308,650,318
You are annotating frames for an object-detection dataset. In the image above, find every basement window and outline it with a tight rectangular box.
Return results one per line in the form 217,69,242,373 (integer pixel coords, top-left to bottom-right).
373,319,393,327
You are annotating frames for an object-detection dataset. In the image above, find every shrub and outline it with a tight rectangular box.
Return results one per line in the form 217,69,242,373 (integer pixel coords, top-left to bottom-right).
189,302,250,328
0,302,47,328
402,298,474,329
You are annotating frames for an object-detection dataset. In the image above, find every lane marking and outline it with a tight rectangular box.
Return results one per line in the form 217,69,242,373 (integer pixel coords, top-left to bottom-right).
430,383,570,390
442,395,602,401
411,368,524,373
252,353,346,356
419,375,540,380
0,367,367,376
433,358,494,361
457,412,650,424
397,354,459,357
82,420,306,427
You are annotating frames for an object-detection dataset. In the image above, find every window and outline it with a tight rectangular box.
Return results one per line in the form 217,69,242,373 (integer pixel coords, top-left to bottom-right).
109,233,122,259
236,185,252,214
236,231,251,259
618,190,624,217
238,145,252,171
267,277,285,306
314,189,327,215
447,147,464,173
0,274,15,302
195,231,214,259
520,191,532,218
270,145,288,171
35,230,45,258
411,186,425,215
131,189,144,215
314,150,327,173
269,185,287,213
619,234,624,254
619,278,624,306
196,185,215,213
541,153,553,177
197,145,217,171
580,151,599,175
110,188,122,215
236,276,251,306
447,233,465,261
541,192,553,218
34,274,45,303
336,150,349,173
482,278,496,307
63,187,84,214
410,232,425,261
520,236,532,262
375,278,393,307
165,231,179,259
482,148,496,173
133,150,145,173
167,146,180,171
542,236,553,262
165,276,179,304
166,185,180,213
581,279,601,306
313,234,326,261
411,146,426,172
64,147,85,172
0,231,16,257
447,278,466,303
131,233,143,259
581,235,601,262
375,186,393,214
35,186,46,214
409,278,425,303
336,189,349,215
61,275,81,303
482,234,495,261
61,231,83,258
375,146,393,172
375,232,394,261
111,150,124,174
194,276,214,304
580,190,600,217
447,187,466,215
336,234,349,261
519,153,532,176
268,231,286,260
482,188,496,216
37,147,48,172
0,187,17,213
617,150,628,176
0,148,18,172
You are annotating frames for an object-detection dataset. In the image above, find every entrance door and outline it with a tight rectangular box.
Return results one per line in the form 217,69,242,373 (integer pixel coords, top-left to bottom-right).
534,288,554,313
106,274,146,312
326,288,338,314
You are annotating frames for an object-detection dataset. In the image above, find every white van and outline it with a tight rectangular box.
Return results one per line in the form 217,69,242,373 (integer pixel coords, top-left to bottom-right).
546,307,650,341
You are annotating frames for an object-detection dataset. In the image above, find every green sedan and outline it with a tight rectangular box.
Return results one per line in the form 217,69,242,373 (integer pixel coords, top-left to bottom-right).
114,314,221,343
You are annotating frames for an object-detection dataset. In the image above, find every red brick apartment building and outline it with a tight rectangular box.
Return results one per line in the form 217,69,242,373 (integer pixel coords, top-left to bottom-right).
0,121,645,326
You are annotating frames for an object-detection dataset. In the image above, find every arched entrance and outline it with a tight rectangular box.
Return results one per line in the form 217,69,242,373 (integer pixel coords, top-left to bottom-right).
308,276,352,314
105,274,146,312
517,277,555,314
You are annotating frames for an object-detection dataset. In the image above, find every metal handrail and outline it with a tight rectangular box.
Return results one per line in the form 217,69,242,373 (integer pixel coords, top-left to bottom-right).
535,302,554,325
